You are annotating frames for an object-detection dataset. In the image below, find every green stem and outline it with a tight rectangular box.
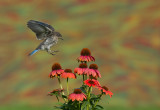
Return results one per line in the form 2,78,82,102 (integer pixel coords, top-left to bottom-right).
67,78,69,95
57,76,66,102
79,101,81,110
83,74,85,84
90,86,92,92
87,87,92,110
56,96,59,102
93,93,103,108
85,74,87,80
93,100,98,109
57,77,64,94
83,61,87,80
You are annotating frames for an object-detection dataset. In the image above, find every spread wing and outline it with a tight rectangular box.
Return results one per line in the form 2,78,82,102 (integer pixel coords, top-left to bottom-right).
27,20,55,40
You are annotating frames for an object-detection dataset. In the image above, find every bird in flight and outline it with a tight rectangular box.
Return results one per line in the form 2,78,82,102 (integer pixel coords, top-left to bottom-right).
27,20,63,56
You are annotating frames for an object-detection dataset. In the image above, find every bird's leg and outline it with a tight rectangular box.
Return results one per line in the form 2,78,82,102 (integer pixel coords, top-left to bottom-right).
46,49,55,55
51,50,59,53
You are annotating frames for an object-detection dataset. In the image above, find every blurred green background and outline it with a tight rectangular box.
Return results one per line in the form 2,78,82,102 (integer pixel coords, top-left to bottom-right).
0,0,160,110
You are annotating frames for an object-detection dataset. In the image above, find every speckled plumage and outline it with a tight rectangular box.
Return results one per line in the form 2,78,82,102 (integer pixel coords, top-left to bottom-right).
27,20,63,56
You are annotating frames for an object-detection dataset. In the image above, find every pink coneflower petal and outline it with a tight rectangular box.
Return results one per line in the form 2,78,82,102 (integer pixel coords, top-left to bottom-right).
82,56,85,60
77,48,95,62
74,68,77,73
61,72,76,79
90,69,96,77
51,71,56,76
68,89,86,101
76,68,84,75
61,69,76,79
74,63,88,75
50,70,64,76
80,94,85,101
84,56,88,61
72,94,76,101
84,79,100,87
95,70,101,78
77,94,81,101
48,89,64,96
49,63,64,78
70,94,74,101
82,93,87,99
78,69,83,75
104,91,113,98
57,70,61,74
86,69,97,77
90,56,95,61
85,64,101,78
98,86,113,98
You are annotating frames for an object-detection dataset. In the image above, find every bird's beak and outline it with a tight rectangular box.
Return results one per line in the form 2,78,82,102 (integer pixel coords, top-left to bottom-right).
59,37,64,40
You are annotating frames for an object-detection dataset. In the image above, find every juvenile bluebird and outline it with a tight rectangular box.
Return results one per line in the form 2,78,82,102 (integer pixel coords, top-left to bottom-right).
27,20,63,56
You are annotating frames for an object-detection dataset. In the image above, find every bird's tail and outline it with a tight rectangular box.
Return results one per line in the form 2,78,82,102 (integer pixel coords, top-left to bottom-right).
28,50,39,56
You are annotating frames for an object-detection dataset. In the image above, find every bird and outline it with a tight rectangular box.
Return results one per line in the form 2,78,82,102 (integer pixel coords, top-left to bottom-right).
27,20,63,56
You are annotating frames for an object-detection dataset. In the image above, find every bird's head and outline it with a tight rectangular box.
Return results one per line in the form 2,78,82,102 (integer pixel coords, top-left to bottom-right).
55,32,63,40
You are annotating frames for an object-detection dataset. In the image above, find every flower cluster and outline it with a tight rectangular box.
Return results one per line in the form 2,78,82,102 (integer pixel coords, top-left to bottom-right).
68,89,86,101
47,48,113,110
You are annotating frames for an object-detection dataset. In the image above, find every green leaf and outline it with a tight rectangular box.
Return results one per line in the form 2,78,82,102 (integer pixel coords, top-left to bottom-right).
62,95,67,99
54,106,62,110
95,105,104,109
90,94,100,104
67,100,73,105
90,93,97,97
90,97,100,101
48,92,59,96
81,101,89,110
80,85,88,94
55,102,63,105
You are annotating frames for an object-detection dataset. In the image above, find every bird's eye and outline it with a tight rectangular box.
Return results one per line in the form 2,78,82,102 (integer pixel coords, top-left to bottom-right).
58,33,61,36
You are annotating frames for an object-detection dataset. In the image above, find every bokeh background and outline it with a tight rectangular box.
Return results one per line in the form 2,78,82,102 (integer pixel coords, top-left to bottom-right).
0,0,160,110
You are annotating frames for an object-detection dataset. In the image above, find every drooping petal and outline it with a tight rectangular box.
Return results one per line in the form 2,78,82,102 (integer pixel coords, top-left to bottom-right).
90,56,95,61
82,93,87,99
68,92,86,101
74,68,78,73
98,86,113,98
77,54,95,62
77,94,81,101
107,91,113,98
95,70,101,78
91,69,97,77
69,94,75,101
51,71,56,76
84,79,100,87
85,68,101,78
74,68,87,75
79,68,82,75
61,72,76,79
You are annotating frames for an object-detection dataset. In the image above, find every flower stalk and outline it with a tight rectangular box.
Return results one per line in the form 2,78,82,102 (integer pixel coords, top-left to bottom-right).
47,48,113,110
82,74,85,84
56,95,59,102
79,101,81,110
67,78,69,95
57,76,63,93
93,93,103,108
87,87,92,110
57,76,67,102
